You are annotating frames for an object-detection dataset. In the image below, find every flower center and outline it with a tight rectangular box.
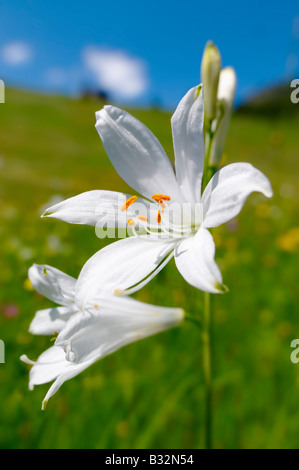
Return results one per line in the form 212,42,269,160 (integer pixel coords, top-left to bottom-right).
121,194,201,239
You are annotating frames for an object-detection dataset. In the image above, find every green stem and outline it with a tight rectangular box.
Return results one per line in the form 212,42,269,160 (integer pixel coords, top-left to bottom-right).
201,116,218,449
201,128,214,193
202,291,213,449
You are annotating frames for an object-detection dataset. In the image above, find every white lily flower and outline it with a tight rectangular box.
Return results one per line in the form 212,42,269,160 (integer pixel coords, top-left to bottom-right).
21,263,184,409
42,85,273,294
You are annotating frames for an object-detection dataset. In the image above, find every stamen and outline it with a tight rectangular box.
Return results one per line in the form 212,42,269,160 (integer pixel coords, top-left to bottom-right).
137,215,148,222
50,331,59,342
127,218,136,226
156,211,161,224
94,304,98,308
151,194,171,203
121,196,137,212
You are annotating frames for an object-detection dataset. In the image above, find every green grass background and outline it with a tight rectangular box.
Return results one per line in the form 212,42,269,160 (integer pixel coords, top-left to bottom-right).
0,87,298,449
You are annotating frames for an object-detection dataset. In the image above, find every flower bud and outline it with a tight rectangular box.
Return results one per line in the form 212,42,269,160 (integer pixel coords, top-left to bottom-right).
200,41,221,122
209,66,236,166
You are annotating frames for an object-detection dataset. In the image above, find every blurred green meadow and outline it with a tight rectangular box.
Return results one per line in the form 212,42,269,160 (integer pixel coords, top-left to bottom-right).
0,86,299,449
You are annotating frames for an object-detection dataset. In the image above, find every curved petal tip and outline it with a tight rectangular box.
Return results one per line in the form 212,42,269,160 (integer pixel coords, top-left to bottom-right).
41,399,48,411
214,282,229,294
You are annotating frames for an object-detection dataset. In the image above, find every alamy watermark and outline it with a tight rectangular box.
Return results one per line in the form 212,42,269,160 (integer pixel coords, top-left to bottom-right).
290,79,299,104
93,197,204,240
0,340,4,363
290,339,299,363
0,79,4,103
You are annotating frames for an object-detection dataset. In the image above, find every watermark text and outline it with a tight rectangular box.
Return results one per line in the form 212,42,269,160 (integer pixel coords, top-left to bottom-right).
290,79,299,104
0,340,5,363
0,79,4,103
94,197,204,240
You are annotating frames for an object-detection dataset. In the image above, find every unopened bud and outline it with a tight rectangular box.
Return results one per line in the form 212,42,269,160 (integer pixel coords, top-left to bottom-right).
209,67,236,166
201,41,221,122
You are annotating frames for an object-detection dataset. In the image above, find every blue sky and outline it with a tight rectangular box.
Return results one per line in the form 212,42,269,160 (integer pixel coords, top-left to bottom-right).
0,0,298,109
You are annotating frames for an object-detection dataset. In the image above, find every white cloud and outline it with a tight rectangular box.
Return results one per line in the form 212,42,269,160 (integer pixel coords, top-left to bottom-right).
1,41,33,66
82,47,149,99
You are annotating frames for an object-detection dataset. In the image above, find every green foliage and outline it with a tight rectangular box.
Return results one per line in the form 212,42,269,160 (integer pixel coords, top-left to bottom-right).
0,88,299,448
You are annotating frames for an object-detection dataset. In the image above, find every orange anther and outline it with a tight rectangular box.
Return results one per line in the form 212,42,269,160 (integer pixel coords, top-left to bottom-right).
127,218,136,226
50,331,59,342
121,196,137,212
94,304,98,308
151,194,171,203
137,215,148,222
156,211,161,224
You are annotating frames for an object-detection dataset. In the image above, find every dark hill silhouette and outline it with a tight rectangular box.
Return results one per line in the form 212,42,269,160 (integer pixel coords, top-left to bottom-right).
236,82,299,117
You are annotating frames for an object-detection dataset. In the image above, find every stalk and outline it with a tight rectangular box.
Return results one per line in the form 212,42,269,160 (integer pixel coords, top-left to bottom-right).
202,291,212,449
201,117,217,449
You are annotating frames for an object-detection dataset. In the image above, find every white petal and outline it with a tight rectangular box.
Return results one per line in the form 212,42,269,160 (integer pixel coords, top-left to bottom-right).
202,162,273,228
28,264,76,305
95,105,183,202
174,228,225,293
75,236,176,311
56,296,184,364
171,84,205,202
41,190,150,229
21,346,67,388
40,359,94,410
21,346,95,410
29,305,79,335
